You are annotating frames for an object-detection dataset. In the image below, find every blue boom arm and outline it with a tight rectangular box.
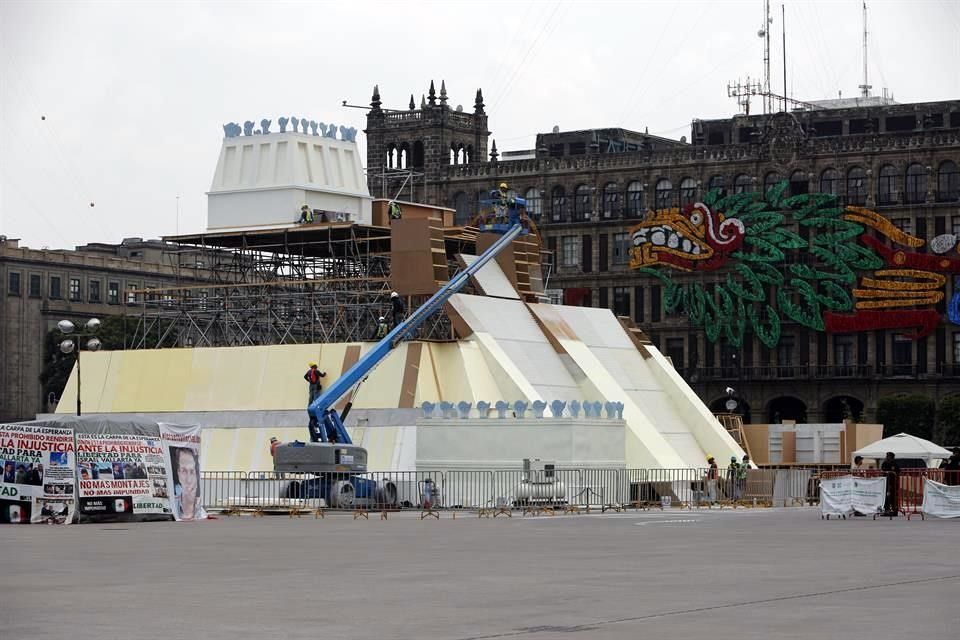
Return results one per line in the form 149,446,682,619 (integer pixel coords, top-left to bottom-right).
307,223,524,443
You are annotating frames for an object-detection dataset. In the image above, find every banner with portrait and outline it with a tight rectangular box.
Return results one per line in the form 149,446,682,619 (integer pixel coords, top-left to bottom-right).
75,433,172,517
0,423,77,524
160,423,206,522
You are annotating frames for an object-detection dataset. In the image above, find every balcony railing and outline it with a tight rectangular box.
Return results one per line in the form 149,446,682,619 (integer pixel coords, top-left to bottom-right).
679,362,960,381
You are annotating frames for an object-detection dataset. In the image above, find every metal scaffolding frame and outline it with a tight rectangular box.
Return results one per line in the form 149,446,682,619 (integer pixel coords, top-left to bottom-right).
128,224,460,349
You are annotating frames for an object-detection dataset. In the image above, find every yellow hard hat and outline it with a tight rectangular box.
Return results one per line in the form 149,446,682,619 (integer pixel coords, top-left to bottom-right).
309,362,317,367
499,182,508,190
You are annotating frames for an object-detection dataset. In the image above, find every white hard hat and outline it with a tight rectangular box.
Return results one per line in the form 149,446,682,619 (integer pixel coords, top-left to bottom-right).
379,316,385,321
390,291,399,298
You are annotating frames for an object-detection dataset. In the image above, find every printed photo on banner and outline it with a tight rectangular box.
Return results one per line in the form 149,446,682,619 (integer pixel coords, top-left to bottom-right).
159,424,206,522
75,432,171,517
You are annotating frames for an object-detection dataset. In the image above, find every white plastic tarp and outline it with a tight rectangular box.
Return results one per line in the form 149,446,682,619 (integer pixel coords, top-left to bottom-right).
922,479,960,519
820,475,886,517
820,475,853,517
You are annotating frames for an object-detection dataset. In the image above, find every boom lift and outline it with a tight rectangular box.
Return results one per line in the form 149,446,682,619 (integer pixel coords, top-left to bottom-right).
273,207,530,507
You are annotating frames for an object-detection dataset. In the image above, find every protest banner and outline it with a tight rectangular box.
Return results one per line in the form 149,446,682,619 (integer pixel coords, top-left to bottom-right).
160,424,206,521
0,423,76,524
850,476,887,515
922,479,960,519
819,475,853,517
75,433,172,517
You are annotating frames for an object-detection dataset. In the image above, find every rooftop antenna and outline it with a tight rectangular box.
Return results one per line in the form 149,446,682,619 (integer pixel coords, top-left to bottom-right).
858,2,872,98
758,0,773,114
781,3,787,112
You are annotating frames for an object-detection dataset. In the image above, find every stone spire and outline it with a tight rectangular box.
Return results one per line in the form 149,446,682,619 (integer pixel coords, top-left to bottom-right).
489,139,499,162
409,94,416,110
439,80,448,106
420,94,427,109
428,80,437,106
370,85,382,111
474,88,485,115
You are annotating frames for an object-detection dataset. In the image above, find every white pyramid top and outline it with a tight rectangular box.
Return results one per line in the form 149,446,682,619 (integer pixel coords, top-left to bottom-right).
206,129,371,230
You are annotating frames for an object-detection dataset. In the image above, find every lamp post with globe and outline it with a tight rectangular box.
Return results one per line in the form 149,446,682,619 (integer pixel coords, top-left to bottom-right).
57,318,102,416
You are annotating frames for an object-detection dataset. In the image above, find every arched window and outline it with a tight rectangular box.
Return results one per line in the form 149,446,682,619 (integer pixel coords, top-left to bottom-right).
466,145,474,164
452,192,470,225
550,185,566,222
386,143,396,168
846,166,867,205
457,144,466,165
937,160,959,202
877,165,898,205
602,182,619,218
655,178,673,209
574,184,592,220
763,172,782,198
524,188,541,218
708,175,726,198
734,174,753,194
819,168,839,196
626,181,644,217
789,170,808,197
412,141,425,168
905,163,926,204
399,142,410,170
679,177,697,206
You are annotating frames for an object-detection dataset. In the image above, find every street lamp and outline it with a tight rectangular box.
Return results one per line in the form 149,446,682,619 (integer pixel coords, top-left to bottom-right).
58,318,102,416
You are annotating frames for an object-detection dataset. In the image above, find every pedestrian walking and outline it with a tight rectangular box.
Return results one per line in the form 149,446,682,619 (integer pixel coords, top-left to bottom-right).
881,451,901,516
705,456,719,505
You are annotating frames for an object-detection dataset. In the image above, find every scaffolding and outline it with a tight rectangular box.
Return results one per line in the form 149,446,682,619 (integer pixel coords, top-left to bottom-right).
127,223,469,349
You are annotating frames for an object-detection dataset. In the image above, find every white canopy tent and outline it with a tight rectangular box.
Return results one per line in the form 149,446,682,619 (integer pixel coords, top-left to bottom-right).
853,432,952,467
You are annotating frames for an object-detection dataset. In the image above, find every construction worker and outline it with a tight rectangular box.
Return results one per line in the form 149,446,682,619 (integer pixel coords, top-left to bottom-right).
705,455,719,505
303,362,326,404
390,291,405,327
738,454,750,501
298,204,314,224
388,201,402,220
269,437,281,458
373,316,389,340
728,456,740,501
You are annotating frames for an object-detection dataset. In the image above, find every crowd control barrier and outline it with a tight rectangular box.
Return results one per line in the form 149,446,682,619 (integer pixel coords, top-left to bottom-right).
200,465,838,515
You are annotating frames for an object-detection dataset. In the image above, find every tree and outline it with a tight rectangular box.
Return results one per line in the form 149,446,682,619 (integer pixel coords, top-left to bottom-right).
936,396,960,446
875,394,935,439
39,315,134,407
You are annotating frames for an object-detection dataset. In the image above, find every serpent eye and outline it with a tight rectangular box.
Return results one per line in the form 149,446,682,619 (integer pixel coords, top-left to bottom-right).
689,211,703,226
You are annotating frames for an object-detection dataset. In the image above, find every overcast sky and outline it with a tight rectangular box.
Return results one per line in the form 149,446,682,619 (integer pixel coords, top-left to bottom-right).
2,0,958,250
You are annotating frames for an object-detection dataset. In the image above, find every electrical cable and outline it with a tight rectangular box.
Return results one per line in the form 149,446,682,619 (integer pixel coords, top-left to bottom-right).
490,1,564,113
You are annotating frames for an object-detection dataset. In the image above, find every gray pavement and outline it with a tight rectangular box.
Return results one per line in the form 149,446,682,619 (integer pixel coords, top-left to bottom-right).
3,508,958,640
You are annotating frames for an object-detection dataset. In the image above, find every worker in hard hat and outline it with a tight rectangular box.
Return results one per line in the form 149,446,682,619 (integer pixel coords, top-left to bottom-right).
728,455,741,502
388,200,402,220
373,316,389,340
390,291,406,327
269,437,281,458
303,362,326,404
704,455,719,506
298,204,314,224
495,182,513,222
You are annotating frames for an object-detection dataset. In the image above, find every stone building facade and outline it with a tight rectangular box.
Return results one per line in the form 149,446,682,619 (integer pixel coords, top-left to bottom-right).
365,84,960,424
0,237,207,422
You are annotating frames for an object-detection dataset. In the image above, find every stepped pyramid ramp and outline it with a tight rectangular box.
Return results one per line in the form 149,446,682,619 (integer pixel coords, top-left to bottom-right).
527,303,745,468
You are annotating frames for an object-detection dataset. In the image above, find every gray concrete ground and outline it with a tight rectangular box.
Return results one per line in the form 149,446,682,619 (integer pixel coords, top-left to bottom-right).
3,508,958,640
